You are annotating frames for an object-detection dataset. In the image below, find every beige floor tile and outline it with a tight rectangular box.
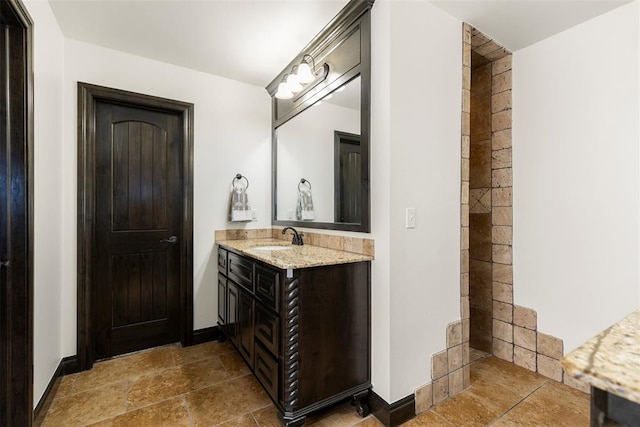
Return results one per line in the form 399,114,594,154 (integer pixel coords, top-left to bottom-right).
252,405,281,427
186,374,272,426
471,356,547,396
45,343,592,427
217,414,259,426
127,356,231,410
219,350,251,378
469,347,489,363
73,347,174,393
171,340,235,366
401,410,454,426
306,401,364,426
352,416,385,426
88,396,190,427
54,374,78,401
43,381,127,427
491,381,589,426
432,378,523,427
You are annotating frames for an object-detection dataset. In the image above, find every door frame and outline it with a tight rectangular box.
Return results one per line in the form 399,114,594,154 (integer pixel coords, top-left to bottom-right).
0,0,34,424
77,83,194,371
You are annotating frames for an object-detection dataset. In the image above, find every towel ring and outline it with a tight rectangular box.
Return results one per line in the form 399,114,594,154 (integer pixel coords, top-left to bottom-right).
298,178,311,192
232,173,249,190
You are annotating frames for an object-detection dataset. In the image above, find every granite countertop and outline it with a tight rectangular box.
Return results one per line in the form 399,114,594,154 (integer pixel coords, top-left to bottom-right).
216,238,374,270
562,310,640,403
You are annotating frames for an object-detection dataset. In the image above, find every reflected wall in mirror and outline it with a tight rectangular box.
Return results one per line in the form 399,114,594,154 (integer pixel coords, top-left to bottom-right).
276,77,360,224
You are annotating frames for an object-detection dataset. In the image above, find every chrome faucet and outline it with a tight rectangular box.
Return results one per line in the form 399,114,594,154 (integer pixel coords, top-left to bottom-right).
282,227,304,246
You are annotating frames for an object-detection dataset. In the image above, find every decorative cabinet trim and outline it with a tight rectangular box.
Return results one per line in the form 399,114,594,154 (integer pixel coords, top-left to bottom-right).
283,277,301,411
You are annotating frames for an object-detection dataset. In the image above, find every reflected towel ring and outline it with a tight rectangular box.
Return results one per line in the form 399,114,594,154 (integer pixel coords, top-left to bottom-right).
232,173,249,190
298,178,311,192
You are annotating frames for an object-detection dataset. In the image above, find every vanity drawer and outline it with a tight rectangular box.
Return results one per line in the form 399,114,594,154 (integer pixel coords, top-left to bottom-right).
254,342,278,402
228,252,253,292
255,303,279,355
217,248,227,275
254,264,279,312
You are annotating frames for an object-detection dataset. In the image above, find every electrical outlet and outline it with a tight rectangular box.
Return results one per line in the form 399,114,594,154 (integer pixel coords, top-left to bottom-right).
406,207,416,229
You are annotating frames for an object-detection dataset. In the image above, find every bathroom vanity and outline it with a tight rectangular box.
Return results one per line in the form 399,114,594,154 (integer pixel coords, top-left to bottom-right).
216,238,373,426
562,310,640,426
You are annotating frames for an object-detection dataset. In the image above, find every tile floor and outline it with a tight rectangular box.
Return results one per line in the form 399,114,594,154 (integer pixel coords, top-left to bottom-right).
43,342,590,426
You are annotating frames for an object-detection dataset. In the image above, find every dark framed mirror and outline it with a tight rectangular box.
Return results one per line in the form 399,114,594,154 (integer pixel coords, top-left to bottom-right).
266,0,372,232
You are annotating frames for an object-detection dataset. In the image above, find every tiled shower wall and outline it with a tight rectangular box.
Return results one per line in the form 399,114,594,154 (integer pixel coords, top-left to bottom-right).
467,26,514,359
465,25,590,396
469,59,494,353
416,24,588,416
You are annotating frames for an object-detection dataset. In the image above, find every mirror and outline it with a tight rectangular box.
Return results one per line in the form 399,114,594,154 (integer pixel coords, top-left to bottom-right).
268,0,371,233
275,76,361,225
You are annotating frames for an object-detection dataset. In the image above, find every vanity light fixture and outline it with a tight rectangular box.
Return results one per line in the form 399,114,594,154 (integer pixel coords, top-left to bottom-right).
296,54,317,84
275,75,294,99
274,54,325,100
286,67,303,92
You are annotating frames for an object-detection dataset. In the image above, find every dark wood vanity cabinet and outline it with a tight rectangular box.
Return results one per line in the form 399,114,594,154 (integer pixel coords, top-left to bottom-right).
217,246,371,426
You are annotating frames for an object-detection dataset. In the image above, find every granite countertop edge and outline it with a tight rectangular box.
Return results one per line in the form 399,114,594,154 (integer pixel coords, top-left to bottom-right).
216,238,374,270
561,310,640,404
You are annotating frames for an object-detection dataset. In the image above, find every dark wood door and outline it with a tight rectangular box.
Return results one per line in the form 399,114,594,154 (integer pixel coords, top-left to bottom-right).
334,131,361,223
93,102,183,359
0,1,33,425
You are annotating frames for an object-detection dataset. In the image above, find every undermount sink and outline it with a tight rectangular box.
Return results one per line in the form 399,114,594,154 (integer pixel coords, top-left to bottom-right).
253,245,292,251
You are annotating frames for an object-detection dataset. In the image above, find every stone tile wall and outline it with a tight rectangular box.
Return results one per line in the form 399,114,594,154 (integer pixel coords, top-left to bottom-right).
512,306,590,393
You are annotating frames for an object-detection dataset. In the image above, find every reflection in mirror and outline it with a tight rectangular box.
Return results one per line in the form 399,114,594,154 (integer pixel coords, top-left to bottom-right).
276,76,361,223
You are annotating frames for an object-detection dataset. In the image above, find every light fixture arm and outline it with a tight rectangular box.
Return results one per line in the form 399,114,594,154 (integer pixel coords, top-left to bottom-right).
302,54,316,71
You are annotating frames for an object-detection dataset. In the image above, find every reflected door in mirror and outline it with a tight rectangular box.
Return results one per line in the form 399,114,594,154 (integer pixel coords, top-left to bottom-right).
335,131,361,223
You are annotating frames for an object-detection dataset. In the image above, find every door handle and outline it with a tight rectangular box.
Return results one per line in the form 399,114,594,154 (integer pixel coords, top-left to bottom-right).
160,236,178,244
0,261,9,268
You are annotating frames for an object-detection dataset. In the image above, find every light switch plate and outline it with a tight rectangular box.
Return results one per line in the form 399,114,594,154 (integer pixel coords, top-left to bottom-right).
406,207,416,228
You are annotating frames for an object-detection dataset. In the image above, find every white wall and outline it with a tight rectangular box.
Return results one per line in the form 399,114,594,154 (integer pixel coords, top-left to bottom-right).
369,0,393,402
24,0,66,406
513,2,639,352
368,0,463,403
387,1,462,402
61,40,272,355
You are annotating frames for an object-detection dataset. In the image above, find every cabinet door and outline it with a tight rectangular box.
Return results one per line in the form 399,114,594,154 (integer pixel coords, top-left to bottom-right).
238,288,254,365
255,264,279,312
227,281,239,345
217,247,228,275
217,274,227,325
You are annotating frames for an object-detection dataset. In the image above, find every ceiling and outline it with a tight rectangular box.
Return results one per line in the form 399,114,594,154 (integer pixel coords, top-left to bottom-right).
430,0,632,52
49,0,633,88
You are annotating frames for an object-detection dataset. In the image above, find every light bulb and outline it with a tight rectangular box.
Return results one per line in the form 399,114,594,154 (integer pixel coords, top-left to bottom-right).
275,81,293,99
296,61,315,84
286,73,303,93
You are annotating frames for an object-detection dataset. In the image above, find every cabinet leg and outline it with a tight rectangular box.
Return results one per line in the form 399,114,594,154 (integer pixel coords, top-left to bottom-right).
352,389,371,418
216,331,227,343
279,413,305,427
